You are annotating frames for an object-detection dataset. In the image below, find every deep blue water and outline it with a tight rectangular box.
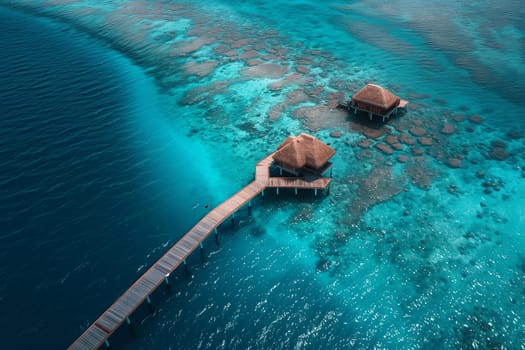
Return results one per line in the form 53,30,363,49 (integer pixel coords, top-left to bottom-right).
1,1,524,349
0,6,216,348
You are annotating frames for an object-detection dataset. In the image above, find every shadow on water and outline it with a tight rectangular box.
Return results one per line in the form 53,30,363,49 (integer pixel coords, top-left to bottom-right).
345,108,406,129
335,103,407,136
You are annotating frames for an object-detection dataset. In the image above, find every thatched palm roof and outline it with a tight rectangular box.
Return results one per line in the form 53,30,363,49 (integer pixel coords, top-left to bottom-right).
273,133,335,170
351,84,400,110
277,136,296,150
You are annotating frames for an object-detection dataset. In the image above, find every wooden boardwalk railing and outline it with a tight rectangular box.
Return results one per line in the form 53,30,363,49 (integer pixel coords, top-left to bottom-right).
267,177,331,189
69,153,330,350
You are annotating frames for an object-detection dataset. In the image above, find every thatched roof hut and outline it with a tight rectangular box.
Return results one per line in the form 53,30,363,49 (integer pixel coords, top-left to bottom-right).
273,133,335,175
351,84,402,118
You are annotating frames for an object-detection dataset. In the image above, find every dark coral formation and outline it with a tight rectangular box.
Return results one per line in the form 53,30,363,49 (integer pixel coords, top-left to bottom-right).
487,140,510,161
405,158,441,189
345,166,405,223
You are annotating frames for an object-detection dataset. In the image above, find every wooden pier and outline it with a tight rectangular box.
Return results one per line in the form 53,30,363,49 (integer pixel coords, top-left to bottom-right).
69,153,331,350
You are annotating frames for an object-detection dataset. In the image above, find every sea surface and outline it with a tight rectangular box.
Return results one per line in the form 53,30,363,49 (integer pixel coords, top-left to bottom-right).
0,1,524,349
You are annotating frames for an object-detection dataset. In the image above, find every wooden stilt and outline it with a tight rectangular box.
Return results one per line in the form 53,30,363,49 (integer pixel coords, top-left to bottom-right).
279,168,283,175
199,242,206,260
276,187,279,196
214,228,218,236
248,200,251,208
314,189,318,196
164,275,169,285
261,190,264,197
369,112,372,120
294,188,298,195
105,339,110,348
146,296,151,304
126,317,131,325
354,108,357,114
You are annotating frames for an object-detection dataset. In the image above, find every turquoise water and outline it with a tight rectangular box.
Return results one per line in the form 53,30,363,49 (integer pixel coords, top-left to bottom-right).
0,0,524,349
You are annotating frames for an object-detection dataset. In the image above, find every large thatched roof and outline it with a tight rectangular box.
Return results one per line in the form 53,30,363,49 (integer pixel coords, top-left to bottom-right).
351,84,400,110
273,133,335,170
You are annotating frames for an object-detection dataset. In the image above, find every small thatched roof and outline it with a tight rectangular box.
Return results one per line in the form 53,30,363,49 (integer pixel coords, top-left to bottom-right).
351,84,400,110
274,138,305,169
273,133,335,170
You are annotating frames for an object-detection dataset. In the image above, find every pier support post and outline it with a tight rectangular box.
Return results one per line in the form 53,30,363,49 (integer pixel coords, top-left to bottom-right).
164,275,170,285
200,242,206,261
231,212,235,225
354,108,357,115
248,200,252,208
261,190,265,198
276,188,279,196
105,339,110,348
183,259,191,276
126,317,131,326
280,168,283,176
314,189,318,196
146,295,155,313
294,188,298,195
369,112,373,120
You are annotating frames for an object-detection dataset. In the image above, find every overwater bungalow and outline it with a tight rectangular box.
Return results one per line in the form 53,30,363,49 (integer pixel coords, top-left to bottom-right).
350,83,408,122
272,133,335,177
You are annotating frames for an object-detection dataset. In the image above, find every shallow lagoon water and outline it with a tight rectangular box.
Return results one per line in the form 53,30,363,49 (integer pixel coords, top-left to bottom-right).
0,1,524,349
